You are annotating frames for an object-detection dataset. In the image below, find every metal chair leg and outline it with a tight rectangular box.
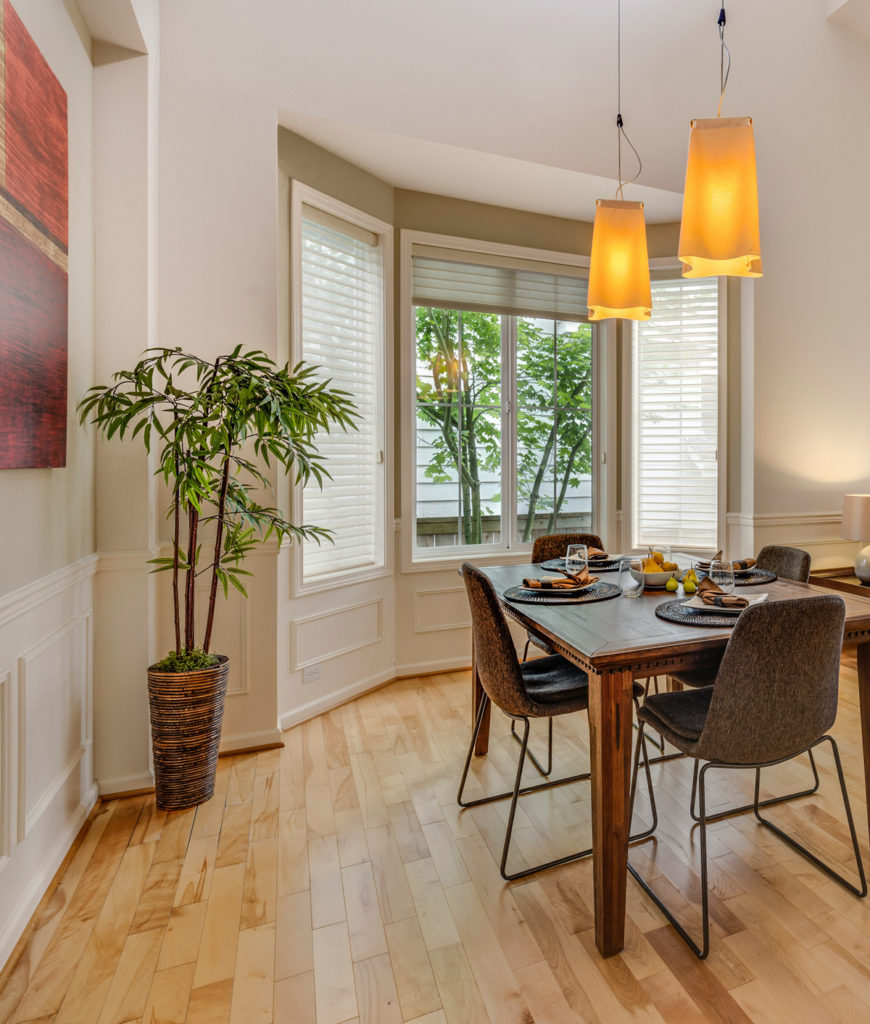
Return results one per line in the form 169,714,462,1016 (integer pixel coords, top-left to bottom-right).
459,697,659,881
753,736,867,898
689,747,821,824
629,739,711,959
629,725,658,842
510,717,553,776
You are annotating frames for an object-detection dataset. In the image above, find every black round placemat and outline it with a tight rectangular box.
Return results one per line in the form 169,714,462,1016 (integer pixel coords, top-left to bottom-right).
504,581,621,604
541,557,621,573
695,568,777,587
655,599,739,627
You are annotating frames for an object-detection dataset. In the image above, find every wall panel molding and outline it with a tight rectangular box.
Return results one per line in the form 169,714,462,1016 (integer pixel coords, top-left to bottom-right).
0,553,97,629
0,669,10,871
290,597,383,671
413,586,470,634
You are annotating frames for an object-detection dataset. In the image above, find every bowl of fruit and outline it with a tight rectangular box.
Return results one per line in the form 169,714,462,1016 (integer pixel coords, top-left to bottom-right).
641,549,680,589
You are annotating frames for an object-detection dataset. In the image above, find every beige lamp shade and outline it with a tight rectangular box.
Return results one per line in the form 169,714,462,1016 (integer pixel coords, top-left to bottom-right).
678,116,763,279
842,494,870,540
587,199,651,321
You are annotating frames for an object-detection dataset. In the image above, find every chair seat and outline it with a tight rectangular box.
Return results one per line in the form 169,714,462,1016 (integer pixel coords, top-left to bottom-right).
527,632,556,656
521,654,644,712
670,667,718,689
639,686,714,751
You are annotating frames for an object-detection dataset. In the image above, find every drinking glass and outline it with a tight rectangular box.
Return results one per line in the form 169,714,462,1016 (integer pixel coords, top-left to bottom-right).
709,559,735,594
565,544,588,576
649,544,671,564
618,558,644,598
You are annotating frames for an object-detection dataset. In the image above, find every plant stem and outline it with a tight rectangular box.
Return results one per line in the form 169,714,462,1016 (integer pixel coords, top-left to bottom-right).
203,454,230,653
185,503,199,650
172,413,181,654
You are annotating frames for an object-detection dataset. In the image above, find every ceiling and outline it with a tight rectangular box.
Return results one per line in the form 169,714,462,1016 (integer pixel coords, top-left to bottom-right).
163,0,865,223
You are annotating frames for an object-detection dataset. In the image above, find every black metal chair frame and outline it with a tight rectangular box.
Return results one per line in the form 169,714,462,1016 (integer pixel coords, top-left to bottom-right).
628,727,867,960
458,692,659,881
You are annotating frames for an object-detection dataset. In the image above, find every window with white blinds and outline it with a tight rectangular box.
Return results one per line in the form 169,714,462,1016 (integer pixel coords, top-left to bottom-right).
631,278,720,551
299,203,386,582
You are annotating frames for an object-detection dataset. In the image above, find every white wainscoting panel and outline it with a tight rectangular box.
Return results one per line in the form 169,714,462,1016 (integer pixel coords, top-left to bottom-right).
414,586,469,634
290,598,383,671
0,555,98,971
726,511,855,571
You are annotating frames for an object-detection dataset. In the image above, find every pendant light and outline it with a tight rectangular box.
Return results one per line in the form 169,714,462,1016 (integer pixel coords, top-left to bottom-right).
678,5,762,278
587,0,651,322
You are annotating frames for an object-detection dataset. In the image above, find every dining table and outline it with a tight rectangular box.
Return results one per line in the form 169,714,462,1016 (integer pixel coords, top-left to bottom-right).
471,563,870,958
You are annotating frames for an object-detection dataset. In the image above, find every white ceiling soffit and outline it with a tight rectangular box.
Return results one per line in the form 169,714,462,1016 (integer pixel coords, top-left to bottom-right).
826,0,870,45
279,110,683,224
76,0,147,54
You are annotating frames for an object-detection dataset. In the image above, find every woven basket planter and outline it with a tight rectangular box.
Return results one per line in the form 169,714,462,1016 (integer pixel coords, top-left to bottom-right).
147,656,229,810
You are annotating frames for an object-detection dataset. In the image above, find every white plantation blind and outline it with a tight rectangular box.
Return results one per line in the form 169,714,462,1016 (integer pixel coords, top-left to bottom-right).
632,278,720,550
412,252,589,320
300,204,385,581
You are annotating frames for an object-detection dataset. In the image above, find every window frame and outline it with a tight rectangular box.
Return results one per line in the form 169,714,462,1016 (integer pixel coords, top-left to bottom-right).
400,230,616,573
621,262,727,556
290,180,394,596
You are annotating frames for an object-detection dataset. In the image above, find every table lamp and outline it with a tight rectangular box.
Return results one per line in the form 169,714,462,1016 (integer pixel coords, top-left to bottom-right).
842,494,870,584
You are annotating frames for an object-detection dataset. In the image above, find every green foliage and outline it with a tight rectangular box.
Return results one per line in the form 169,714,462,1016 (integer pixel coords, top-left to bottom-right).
152,648,220,673
415,308,592,544
79,346,357,655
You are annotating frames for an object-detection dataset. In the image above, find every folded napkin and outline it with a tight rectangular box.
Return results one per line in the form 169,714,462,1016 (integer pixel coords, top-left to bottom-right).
523,567,599,590
587,546,609,562
702,550,756,572
697,575,749,609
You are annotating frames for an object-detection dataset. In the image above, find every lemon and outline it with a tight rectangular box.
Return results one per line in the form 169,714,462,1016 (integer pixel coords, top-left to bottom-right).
665,577,679,592
683,579,697,594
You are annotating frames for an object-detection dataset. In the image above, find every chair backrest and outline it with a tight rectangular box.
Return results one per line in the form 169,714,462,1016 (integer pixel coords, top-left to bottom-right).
755,544,811,582
531,532,604,564
462,563,533,718
697,595,845,764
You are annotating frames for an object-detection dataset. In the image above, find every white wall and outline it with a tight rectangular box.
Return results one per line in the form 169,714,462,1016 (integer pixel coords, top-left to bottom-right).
0,0,98,970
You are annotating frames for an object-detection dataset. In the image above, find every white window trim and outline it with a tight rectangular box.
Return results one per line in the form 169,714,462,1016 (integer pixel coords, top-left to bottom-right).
620,261,727,556
399,229,614,574
290,180,394,596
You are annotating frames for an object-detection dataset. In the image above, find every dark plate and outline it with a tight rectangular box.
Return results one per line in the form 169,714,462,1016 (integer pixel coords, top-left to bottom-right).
540,557,621,572
503,581,621,604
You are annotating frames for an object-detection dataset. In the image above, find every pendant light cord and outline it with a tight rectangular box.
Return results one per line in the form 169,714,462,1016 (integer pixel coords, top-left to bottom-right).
717,4,731,117
615,0,642,199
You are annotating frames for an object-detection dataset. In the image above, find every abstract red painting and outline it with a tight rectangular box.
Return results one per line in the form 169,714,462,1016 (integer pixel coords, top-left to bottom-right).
0,0,68,469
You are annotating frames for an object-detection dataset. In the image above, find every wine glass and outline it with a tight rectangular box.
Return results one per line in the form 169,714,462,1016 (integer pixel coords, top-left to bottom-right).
565,544,588,577
709,559,735,594
618,558,644,598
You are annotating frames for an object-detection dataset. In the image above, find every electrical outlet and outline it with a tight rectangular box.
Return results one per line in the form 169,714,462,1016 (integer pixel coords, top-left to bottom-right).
303,663,323,684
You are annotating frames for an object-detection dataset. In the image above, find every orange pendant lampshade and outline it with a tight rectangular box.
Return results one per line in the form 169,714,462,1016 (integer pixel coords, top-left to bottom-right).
678,116,762,279
587,199,651,321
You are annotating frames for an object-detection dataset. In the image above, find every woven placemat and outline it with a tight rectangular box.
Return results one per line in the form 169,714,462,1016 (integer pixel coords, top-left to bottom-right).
541,557,621,573
696,568,777,587
655,599,740,627
504,581,621,604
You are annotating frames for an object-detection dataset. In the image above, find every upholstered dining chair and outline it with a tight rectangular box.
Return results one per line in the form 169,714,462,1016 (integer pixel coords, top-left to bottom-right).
629,594,866,959
668,544,820,818
521,532,604,664
458,562,657,880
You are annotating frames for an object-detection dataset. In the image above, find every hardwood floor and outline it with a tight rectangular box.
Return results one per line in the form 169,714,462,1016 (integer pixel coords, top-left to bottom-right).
3,655,870,1023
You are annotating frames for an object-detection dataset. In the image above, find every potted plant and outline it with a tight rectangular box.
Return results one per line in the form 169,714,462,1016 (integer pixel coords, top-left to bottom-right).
79,346,356,809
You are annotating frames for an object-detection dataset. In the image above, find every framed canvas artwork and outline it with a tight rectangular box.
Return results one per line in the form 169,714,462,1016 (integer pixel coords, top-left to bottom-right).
0,0,68,469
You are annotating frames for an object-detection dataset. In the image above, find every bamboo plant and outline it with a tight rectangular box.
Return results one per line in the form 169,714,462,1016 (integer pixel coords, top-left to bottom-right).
79,346,356,668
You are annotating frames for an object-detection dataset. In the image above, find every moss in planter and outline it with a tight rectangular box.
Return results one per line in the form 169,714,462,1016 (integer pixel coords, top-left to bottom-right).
153,648,220,673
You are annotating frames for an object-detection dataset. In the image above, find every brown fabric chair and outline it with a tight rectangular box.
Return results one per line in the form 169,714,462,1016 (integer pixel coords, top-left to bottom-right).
629,595,866,958
523,533,604,661
458,562,656,880
668,544,820,817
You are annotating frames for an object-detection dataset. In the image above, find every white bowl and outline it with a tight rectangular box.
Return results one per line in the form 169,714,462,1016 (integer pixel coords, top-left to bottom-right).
641,568,680,589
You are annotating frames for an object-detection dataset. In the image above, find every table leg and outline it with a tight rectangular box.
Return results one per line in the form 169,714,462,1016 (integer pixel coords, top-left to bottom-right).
857,643,870,846
588,667,634,957
471,644,491,756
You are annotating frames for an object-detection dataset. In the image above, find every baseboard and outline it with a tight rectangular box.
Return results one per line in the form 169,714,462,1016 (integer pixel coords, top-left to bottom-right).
219,728,283,754
279,656,471,731
98,771,154,798
0,782,99,971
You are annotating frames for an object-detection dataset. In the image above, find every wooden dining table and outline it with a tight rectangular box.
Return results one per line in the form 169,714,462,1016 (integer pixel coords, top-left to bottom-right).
471,563,870,958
